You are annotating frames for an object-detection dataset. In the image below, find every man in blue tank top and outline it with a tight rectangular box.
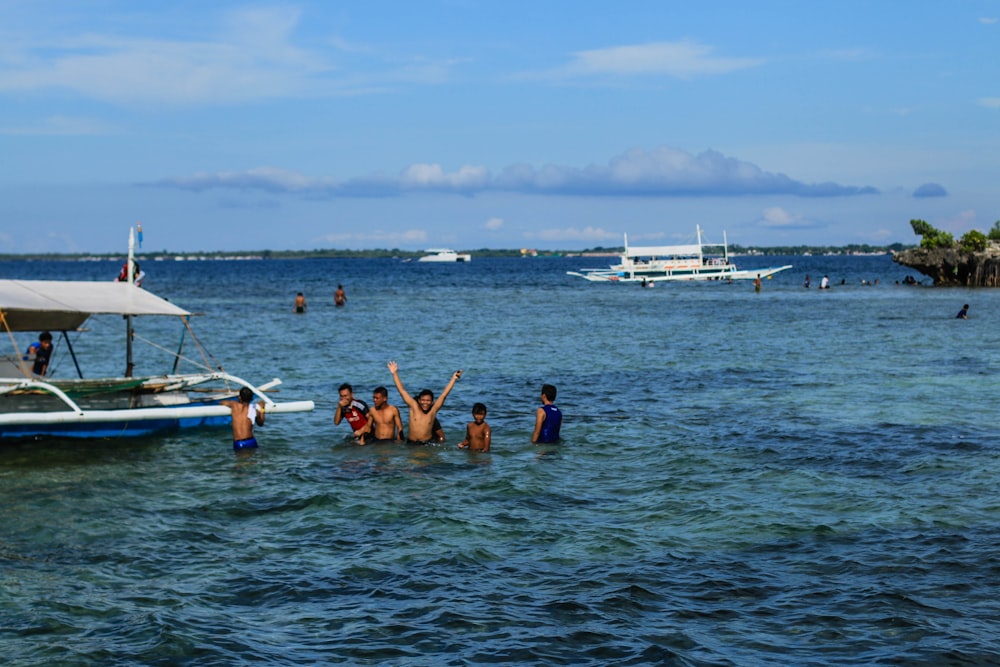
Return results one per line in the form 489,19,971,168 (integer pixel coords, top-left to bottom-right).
531,384,562,444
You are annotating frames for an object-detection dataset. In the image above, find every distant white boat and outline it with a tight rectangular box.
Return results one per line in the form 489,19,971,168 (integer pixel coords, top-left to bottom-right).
567,226,791,283
418,249,471,263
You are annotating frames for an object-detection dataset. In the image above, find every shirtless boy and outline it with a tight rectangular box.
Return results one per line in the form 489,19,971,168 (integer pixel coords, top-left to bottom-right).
368,386,403,441
387,361,461,444
222,387,265,451
458,402,491,452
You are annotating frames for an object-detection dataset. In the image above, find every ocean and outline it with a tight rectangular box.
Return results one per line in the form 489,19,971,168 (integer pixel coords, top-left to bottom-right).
2,254,999,666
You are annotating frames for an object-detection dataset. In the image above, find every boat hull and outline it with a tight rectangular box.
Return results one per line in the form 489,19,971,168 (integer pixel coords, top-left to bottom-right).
0,399,315,440
567,264,793,283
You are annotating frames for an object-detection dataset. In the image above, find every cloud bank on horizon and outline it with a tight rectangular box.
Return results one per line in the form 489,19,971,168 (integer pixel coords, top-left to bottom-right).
0,2,997,253
149,147,879,199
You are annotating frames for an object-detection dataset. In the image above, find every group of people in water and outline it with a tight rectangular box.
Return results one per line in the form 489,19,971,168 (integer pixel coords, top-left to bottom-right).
328,362,561,453
292,286,347,313
232,294,563,451
225,360,561,452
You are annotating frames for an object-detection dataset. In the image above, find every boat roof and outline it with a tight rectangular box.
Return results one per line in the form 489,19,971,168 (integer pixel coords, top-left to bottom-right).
624,243,704,257
0,280,190,332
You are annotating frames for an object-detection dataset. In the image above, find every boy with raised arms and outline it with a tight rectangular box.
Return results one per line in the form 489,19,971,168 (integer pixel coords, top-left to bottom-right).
387,361,461,444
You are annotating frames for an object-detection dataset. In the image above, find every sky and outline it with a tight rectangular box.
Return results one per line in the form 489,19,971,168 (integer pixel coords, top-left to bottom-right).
1,0,998,253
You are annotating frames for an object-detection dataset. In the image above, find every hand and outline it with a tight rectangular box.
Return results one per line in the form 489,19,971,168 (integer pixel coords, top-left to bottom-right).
454,369,462,381
388,360,398,374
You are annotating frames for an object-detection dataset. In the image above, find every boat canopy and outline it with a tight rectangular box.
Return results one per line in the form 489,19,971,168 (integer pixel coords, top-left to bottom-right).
624,243,704,257
0,280,190,332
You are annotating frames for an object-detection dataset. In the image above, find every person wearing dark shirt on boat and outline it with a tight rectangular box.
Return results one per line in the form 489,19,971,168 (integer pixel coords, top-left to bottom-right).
531,384,562,444
222,387,265,451
335,382,370,443
28,331,54,377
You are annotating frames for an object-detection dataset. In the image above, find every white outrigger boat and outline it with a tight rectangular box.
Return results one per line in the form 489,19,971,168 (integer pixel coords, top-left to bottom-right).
567,226,792,283
418,248,471,263
0,229,314,440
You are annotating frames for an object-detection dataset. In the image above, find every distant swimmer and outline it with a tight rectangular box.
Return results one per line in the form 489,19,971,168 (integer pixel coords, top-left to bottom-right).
803,274,811,288
294,292,307,313
956,304,969,319
531,384,562,444
753,274,762,293
334,285,347,307
820,275,830,289
388,361,461,444
222,387,265,451
458,403,491,452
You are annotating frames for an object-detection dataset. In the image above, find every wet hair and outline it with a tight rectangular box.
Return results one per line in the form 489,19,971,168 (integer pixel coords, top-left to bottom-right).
39,331,53,342
338,383,353,393
541,384,557,402
373,386,388,398
472,402,487,416
239,387,254,403
418,389,434,401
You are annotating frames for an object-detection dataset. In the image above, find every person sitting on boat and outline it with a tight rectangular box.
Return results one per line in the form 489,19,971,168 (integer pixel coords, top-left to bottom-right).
26,331,54,377
222,387,265,451
115,261,145,287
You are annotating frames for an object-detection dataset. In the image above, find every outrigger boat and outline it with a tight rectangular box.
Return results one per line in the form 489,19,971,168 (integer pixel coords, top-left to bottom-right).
0,229,314,440
567,226,792,283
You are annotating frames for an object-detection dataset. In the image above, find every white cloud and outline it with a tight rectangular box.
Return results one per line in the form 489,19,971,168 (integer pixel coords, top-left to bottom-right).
564,40,765,79
0,6,459,106
314,229,428,246
979,17,998,24
525,226,617,242
0,115,114,136
484,217,504,230
756,207,821,230
979,98,1000,108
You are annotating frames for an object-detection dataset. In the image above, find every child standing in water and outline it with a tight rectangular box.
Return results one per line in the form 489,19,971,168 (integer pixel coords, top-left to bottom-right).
458,403,491,452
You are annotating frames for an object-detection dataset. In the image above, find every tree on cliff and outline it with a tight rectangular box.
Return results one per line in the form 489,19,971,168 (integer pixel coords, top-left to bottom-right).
910,219,954,249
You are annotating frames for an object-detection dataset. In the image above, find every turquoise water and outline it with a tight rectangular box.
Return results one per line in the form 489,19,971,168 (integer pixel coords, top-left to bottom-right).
2,255,999,665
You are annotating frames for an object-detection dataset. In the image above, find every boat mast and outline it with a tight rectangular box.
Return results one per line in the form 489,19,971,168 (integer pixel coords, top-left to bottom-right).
125,227,135,377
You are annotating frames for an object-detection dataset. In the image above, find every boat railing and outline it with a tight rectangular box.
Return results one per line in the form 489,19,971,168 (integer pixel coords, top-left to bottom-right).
0,378,86,414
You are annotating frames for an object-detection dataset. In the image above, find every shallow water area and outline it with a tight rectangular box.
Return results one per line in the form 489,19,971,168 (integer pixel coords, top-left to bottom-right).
2,255,1000,665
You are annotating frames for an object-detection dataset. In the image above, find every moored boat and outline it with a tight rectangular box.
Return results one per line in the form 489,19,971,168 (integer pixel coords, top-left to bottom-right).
567,226,791,283
0,229,314,440
418,249,471,262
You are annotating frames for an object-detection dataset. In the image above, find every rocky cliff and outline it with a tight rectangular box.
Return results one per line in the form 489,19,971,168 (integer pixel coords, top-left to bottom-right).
893,242,1000,286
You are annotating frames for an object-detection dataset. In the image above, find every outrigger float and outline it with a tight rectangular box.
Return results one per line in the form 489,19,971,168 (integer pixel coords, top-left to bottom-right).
0,228,314,440
567,226,792,283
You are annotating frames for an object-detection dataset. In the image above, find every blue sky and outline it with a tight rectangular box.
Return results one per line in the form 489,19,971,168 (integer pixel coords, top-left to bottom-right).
1,0,998,253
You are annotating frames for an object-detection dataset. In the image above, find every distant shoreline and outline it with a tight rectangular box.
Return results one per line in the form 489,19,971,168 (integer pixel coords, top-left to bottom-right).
0,245,912,262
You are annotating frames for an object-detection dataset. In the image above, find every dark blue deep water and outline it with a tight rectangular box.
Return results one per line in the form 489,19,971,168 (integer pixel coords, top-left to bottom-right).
2,254,999,666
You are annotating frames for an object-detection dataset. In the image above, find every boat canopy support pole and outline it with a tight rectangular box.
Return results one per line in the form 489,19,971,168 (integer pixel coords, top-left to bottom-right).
60,330,84,379
171,324,187,374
